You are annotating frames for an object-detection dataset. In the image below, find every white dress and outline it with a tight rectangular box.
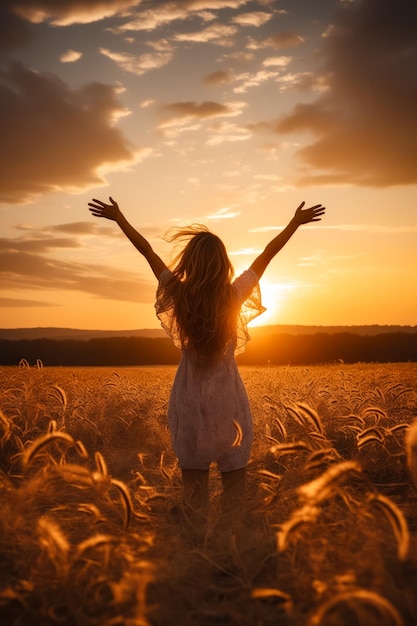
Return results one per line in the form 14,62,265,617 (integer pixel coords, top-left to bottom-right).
155,269,265,472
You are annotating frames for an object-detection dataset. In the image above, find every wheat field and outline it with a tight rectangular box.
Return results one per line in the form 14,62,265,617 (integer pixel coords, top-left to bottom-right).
1,362,417,625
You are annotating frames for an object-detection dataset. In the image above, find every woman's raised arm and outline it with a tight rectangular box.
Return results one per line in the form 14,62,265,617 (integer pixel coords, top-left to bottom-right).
249,201,325,279
88,197,167,280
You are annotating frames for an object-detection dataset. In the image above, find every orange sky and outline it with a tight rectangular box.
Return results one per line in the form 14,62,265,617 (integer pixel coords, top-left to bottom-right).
1,0,416,330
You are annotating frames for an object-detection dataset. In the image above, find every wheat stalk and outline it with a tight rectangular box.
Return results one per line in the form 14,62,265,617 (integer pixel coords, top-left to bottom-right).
304,448,339,472
405,419,417,490
276,504,321,552
111,478,134,530
58,463,96,485
257,469,282,481
357,426,385,443
283,404,306,426
251,587,293,610
74,439,89,459
264,402,287,438
37,516,69,562
362,406,388,423
159,452,171,481
296,402,324,434
297,460,362,505
232,420,243,447
75,534,115,559
0,409,11,445
270,441,312,455
368,493,410,561
308,589,404,626
22,431,76,468
50,384,68,413
94,451,108,477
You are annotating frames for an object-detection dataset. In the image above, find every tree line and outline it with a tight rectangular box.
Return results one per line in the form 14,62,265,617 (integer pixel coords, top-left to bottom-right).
0,332,416,366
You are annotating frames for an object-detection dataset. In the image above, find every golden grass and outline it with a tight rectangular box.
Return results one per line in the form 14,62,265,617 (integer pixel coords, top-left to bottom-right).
0,362,417,625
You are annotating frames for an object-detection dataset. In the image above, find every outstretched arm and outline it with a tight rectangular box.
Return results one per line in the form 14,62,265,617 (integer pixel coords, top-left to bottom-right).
249,201,325,279
88,197,167,280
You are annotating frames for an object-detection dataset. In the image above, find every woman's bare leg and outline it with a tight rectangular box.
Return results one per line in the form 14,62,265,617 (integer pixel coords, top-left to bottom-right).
221,467,246,516
181,468,210,525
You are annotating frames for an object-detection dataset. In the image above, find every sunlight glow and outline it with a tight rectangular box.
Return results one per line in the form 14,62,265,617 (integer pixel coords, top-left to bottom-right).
2,0,416,330
251,279,296,327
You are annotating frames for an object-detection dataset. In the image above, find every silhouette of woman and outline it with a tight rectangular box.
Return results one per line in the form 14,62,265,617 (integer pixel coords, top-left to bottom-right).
88,197,325,524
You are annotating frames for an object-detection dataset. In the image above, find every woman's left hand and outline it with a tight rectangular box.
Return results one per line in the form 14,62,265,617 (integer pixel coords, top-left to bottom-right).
88,197,122,222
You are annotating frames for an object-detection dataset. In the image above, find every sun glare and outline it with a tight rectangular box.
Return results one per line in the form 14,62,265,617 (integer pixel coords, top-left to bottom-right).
251,278,294,327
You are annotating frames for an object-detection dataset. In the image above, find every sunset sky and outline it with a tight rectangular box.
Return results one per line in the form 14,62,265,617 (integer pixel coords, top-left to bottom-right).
1,0,416,331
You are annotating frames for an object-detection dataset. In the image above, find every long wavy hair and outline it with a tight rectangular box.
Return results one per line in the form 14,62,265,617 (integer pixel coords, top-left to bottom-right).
165,225,237,366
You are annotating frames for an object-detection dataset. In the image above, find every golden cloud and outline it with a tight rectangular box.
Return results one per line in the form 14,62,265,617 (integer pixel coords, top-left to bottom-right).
10,0,139,26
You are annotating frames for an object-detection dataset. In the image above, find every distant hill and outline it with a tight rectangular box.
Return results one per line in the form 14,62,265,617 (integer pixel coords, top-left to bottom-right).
0,324,416,341
0,327,165,341
1,325,416,365
250,324,417,337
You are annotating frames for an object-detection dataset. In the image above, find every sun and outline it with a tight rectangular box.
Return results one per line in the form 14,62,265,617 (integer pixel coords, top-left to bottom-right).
251,278,295,327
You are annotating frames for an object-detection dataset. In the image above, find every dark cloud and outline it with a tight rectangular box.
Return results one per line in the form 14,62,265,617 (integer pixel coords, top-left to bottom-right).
0,226,158,303
0,244,156,303
15,221,121,237
275,0,417,187
204,70,233,85
0,297,53,307
160,100,233,118
204,70,234,85
157,100,243,130
249,31,304,50
0,236,80,253
0,63,137,204
49,222,108,235
0,4,34,53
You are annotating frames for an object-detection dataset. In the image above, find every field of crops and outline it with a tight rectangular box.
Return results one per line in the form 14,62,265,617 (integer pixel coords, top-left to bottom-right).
1,363,417,625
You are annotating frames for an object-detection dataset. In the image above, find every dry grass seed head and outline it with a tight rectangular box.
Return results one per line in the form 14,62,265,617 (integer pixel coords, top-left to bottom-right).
110,478,134,530
297,461,363,505
357,426,385,443
21,431,76,469
304,448,340,473
37,515,70,564
276,504,321,553
50,384,68,413
284,403,307,427
308,589,404,626
232,420,243,447
368,493,410,561
95,451,108,477
0,409,11,445
270,441,312,455
296,402,324,434
404,418,417,490
357,434,385,449
362,406,388,424
251,587,293,612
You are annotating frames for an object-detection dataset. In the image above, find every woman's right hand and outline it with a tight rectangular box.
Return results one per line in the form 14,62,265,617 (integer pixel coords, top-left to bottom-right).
292,201,326,226
88,197,122,222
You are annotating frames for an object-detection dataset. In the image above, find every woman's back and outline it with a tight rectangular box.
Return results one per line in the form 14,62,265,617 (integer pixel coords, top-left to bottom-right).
157,267,264,472
157,227,239,366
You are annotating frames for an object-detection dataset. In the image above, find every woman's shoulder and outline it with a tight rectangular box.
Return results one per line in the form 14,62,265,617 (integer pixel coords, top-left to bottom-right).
158,267,174,285
232,268,259,294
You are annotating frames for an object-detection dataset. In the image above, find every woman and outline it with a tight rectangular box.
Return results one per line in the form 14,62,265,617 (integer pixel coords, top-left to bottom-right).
88,197,325,523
